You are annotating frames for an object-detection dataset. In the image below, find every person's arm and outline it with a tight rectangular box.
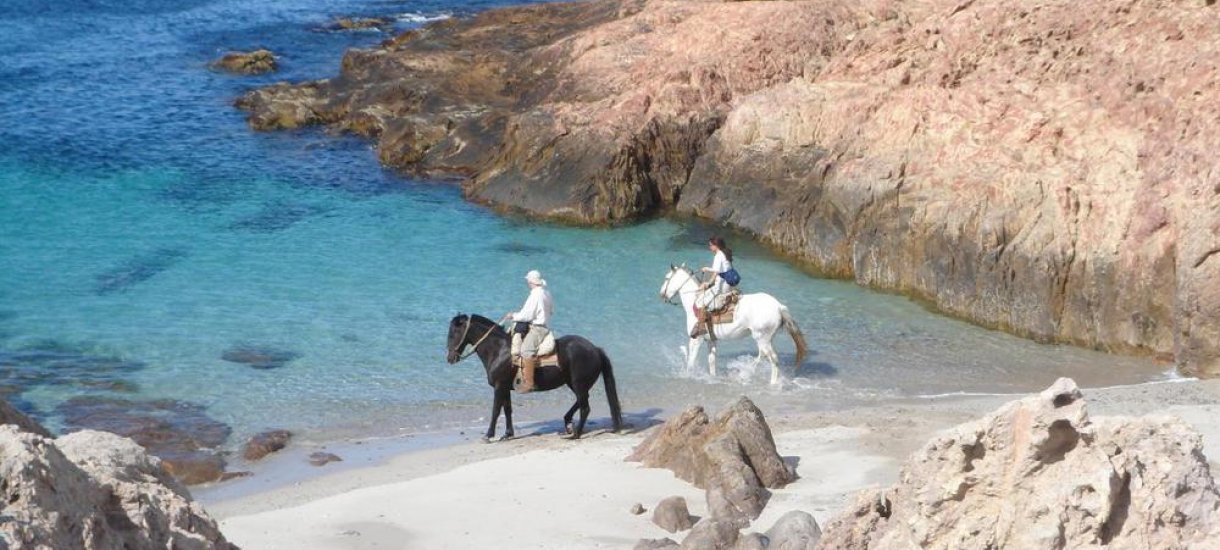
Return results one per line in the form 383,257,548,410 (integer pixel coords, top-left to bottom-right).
509,290,541,322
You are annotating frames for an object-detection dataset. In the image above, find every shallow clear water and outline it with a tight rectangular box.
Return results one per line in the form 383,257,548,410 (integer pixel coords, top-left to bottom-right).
0,0,1172,450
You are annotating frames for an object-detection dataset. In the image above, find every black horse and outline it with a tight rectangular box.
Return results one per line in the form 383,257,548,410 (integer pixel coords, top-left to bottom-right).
446,313,623,440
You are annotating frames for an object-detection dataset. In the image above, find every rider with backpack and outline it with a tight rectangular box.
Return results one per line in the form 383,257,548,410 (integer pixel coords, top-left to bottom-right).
692,236,740,338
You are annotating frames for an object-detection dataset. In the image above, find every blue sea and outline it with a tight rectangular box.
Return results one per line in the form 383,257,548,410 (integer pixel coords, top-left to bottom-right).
0,0,1171,461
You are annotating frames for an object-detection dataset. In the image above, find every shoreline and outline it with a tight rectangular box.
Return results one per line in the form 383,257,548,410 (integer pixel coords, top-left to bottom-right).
205,378,1220,548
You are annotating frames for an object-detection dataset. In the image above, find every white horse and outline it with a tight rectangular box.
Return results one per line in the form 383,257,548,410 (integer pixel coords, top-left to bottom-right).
658,264,807,385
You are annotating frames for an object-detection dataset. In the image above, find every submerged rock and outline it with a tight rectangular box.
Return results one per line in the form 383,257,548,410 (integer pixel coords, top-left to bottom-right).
212,49,278,75
326,16,394,31
243,429,293,461
221,345,302,369
94,247,187,295
817,378,1220,549
0,397,51,437
0,426,237,548
628,397,795,524
309,451,342,466
56,396,233,485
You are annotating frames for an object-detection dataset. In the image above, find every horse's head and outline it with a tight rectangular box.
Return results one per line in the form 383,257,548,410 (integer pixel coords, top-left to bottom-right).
659,263,693,302
446,313,471,364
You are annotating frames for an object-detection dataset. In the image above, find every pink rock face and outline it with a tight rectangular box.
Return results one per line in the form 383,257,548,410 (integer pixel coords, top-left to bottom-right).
237,0,1220,374
816,379,1220,549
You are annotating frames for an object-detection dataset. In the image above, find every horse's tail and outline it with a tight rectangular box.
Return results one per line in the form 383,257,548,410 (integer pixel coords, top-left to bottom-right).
779,305,807,368
598,348,624,432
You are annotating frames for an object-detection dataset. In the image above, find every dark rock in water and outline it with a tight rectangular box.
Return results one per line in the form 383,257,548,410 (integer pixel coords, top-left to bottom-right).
219,470,254,482
211,49,278,75
56,396,233,485
221,345,301,369
1,397,51,437
228,202,326,233
159,450,228,485
493,242,550,256
309,451,342,466
243,429,293,460
325,16,394,31
0,347,145,404
94,247,188,295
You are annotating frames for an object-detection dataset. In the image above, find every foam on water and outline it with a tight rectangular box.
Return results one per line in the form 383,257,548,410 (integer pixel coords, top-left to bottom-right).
0,0,1172,455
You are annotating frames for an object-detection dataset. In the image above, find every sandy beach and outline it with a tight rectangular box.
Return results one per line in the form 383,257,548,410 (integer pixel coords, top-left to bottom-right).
206,378,1220,549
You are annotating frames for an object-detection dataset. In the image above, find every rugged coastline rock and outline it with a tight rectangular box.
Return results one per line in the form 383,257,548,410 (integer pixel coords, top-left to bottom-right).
816,378,1220,549
0,426,236,549
236,0,1220,375
212,49,278,75
242,429,292,460
628,396,796,524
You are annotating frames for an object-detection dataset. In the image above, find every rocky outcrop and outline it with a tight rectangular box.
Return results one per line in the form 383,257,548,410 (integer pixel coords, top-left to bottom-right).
236,0,1220,374
653,496,697,533
242,429,292,460
212,49,277,75
628,397,796,525
0,426,236,549
765,511,822,550
816,378,1220,549
1,398,51,437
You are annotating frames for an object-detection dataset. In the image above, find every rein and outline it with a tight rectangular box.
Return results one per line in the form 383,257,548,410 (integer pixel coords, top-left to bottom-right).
662,269,702,306
453,318,499,361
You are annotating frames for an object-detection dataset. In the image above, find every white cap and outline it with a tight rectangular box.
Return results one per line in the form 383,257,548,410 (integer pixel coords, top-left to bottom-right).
525,269,546,286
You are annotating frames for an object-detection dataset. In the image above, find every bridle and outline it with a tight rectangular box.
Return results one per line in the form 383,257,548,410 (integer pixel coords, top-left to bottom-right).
661,267,701,306
451,319,497,360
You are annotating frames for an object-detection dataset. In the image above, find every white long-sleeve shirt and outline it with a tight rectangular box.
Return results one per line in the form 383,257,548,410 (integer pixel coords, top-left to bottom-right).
511,286,553,326
711,250,731,275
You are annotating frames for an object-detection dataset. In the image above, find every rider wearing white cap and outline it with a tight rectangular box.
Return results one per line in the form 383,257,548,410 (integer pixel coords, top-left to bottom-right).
503,269,553,393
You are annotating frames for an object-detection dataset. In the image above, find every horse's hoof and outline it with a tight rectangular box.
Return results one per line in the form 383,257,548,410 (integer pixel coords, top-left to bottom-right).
481,436,492,444
565,433,582,440
564,423,574,435
499,434,513,442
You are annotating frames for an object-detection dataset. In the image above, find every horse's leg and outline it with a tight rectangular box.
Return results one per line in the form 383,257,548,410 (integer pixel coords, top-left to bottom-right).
568,388,592,439
501,386,515,440
758,337,781,386
686,336,703,372
563,401,579,435
485,385,508,441
707,340,718,377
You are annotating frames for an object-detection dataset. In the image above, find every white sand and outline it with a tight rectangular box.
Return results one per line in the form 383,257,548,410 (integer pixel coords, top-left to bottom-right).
210,379,1220,549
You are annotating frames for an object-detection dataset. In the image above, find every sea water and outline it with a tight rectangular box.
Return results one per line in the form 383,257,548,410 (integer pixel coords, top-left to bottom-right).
0,0,1171,451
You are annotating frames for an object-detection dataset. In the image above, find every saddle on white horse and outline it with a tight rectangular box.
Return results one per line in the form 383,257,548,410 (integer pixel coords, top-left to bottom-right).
702,290,741,325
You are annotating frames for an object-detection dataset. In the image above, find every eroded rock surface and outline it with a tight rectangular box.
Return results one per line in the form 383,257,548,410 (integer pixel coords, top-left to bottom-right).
0,426,236,549
628,396,795,524
236,0,1220,374
212,49,278,75
816,378,1220,549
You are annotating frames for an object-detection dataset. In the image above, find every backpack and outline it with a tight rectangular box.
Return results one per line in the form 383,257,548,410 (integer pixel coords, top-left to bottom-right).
719,268,741,287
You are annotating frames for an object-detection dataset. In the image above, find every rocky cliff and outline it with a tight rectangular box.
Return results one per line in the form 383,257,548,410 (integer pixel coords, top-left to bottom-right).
816,378,1220,549
1,405,236,549
237,0,1220,374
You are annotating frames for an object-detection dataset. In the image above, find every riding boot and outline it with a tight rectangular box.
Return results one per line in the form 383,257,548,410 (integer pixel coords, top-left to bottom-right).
516,356,538,393
690,308,706,339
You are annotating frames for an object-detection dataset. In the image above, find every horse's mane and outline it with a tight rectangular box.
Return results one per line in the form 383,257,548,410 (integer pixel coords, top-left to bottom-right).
466,313,508,337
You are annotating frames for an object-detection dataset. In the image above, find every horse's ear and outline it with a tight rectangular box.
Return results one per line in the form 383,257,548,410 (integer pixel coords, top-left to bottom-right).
669,263,675,271
680,262,687,269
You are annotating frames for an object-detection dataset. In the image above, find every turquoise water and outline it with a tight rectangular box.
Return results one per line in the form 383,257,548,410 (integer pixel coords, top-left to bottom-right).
0,0,1171,452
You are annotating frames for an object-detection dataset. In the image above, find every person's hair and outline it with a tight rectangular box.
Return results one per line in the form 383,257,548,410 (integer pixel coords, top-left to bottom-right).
709,236,732,262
